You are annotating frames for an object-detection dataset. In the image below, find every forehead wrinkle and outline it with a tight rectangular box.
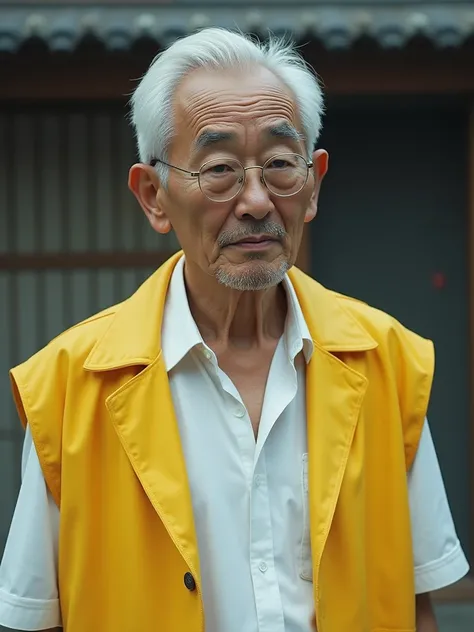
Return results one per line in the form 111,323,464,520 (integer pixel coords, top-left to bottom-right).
175,75,302,157
182,81,293,110
185,100,297,139
185,87,295,111
185,101,296,127
181,82,297,123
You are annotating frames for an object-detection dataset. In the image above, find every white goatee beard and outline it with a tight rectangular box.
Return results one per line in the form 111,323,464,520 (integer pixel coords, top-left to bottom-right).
214,260,290,291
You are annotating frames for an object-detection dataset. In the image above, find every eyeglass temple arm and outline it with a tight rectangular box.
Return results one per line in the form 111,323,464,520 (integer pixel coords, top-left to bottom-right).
149,158,199,177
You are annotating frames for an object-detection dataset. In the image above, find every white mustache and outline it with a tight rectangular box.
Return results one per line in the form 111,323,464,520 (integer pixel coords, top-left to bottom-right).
218,223,286,248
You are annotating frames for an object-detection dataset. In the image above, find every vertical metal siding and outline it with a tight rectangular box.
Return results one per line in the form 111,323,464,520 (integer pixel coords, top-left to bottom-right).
0,103,177,550
0,105,179,256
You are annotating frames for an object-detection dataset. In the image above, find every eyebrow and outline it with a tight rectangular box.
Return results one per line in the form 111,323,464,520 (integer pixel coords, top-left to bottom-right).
193,130,236,152
266,122,305,143
192,122,304,154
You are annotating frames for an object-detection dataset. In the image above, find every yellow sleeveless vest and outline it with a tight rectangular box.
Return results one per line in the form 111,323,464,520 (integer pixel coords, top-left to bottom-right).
10,253,434,632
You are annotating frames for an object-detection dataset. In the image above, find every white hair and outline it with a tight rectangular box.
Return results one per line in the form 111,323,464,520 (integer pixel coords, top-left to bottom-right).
130,28,324,183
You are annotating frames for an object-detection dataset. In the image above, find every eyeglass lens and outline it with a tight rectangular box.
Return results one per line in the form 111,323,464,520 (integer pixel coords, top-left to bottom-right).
198,154,309,202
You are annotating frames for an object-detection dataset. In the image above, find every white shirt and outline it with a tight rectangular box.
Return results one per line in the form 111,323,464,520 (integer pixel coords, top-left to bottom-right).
0,256,469,631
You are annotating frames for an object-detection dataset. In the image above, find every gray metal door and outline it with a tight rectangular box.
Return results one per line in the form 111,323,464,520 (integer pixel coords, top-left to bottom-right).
312,98,470,562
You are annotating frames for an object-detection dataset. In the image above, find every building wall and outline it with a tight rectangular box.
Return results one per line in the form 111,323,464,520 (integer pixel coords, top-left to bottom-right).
0,104,177,549
314,96,471,562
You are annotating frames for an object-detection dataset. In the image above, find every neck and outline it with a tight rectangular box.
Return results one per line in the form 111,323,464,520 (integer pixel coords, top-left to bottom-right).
183,260,287,350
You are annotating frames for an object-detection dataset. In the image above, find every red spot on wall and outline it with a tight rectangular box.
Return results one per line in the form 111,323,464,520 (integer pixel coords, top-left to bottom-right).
432,272,446,289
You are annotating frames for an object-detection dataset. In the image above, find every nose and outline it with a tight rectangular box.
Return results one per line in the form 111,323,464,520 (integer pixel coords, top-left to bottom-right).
234,167,274,220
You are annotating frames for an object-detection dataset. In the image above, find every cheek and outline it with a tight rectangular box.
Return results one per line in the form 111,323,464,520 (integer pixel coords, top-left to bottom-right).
176,195,230,250
168,179,202,229
171,175,200,203
200,206,233,245
276,197,310,234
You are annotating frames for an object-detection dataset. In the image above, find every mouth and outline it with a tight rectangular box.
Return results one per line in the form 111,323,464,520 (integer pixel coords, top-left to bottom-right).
229,235,279,250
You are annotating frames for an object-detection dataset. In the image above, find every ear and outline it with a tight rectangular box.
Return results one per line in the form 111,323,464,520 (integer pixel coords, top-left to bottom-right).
304,149,329,224
128,163,172,234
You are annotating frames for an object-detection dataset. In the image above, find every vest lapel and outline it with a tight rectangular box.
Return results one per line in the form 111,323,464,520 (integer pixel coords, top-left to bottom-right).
306,345,368,602
106,354,201,584
84,252,200,583
287,267,376,616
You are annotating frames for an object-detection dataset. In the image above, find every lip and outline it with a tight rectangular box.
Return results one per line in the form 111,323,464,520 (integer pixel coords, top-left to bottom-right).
231,235,278,245
230,237,278,250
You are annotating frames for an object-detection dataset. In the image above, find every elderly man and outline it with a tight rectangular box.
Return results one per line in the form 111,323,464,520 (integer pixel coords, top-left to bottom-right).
0,27,469,632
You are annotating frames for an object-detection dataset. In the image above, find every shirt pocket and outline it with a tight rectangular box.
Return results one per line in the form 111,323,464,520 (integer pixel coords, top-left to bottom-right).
299,452,313,581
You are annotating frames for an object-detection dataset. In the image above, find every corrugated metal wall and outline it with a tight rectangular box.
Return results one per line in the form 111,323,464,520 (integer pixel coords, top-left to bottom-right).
0,104,178,550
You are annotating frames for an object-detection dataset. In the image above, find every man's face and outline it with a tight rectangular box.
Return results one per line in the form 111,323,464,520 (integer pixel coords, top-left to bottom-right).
134,66,328,290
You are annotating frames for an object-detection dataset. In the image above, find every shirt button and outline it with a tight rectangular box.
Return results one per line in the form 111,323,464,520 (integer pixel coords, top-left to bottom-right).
203,349,212,361
234,406,245,418
258,561,268,573
183,572,196,591
254,475,264,487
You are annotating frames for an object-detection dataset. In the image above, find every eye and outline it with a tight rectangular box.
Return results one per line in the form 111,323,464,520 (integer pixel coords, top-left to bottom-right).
205,163,235,175
267,158,292,169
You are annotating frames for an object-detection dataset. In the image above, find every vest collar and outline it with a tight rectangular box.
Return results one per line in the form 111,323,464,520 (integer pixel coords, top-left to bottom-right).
84,252,376,372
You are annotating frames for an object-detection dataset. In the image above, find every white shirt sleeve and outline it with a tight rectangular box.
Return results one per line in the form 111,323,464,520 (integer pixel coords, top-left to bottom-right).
408,418,470,593
0,425,61,630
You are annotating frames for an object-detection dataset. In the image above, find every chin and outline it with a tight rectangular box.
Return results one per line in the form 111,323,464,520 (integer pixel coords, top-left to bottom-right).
214,259,290,291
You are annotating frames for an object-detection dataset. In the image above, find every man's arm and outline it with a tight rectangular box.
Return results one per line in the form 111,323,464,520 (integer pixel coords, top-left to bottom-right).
0,428,62,632
416,593,438,632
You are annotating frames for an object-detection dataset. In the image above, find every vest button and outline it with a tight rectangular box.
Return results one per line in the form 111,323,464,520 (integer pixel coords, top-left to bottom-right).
184,571,196,591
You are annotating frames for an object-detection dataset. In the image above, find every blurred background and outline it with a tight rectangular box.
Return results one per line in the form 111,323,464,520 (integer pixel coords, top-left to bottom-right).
0,1,473,630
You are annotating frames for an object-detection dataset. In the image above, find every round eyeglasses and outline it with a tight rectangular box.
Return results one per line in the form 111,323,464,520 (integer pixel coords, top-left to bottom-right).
150,153,313,203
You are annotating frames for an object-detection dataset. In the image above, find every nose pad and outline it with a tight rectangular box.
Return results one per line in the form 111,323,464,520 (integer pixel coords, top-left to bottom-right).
241,167,266,192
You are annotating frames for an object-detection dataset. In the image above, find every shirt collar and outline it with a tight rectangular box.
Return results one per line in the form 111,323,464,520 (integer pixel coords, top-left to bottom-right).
84,252,377,373
282,274,314,363
161,256,206,372
161,256,313,372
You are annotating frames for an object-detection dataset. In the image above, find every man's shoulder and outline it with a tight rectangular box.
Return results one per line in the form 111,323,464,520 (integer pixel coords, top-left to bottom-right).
290,267,431,350
331,289,395,327
54,302,121,346
329,287,432,351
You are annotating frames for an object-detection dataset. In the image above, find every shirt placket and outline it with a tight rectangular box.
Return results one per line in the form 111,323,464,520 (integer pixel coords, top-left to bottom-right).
215,340,299,632
250,455,285,632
